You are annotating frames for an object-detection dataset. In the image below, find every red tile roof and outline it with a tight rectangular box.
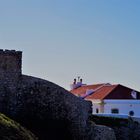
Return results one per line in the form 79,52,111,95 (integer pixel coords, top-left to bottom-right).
70,84,140,100
86,85,117,100
70,84,104,97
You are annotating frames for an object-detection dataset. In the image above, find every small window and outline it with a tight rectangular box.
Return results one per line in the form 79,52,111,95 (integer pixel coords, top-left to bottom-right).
129,111,134,116
111,108,119,114
96,108,99,113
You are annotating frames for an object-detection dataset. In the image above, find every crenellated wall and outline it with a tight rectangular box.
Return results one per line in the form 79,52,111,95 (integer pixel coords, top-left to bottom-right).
0,49,22,79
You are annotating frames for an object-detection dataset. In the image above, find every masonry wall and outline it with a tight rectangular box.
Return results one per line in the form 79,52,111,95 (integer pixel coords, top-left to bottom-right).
0,49,22,114
0,49,22,80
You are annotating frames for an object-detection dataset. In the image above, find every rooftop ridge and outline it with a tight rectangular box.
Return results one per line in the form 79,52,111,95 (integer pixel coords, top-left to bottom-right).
81,83,112,87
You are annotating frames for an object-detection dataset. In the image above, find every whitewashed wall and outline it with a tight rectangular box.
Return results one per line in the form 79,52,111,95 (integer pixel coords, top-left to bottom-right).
104,100,140,117
88,99,102,114
91,99,140,117
92,103,101,113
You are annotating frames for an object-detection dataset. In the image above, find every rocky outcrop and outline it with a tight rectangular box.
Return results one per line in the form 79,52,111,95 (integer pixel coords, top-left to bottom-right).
93,125,116,140
0,74,116,140
15,75,94,140
91,115,140,140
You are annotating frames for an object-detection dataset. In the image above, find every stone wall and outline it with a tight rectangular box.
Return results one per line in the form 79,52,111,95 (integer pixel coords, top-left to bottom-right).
0,49,22,115
0,49,22,79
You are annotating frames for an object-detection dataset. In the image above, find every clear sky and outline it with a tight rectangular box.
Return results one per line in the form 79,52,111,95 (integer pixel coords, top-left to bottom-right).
0,0,140,91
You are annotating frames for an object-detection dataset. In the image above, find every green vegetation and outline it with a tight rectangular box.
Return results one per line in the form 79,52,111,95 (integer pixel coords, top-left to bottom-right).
0,113,38,140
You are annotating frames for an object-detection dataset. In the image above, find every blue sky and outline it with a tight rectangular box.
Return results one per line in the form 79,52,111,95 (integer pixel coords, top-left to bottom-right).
0,0,140,90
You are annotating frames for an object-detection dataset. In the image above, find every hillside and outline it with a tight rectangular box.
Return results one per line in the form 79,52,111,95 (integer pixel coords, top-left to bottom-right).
0,113,37,140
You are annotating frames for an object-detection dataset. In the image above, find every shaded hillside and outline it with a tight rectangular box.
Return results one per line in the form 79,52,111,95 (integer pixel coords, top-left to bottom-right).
0,113,37,140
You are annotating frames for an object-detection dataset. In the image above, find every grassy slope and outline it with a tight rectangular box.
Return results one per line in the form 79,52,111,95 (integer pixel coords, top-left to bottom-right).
0,113,38,140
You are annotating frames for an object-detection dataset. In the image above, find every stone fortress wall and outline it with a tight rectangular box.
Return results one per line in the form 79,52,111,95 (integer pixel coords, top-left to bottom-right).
0,49,22,89
0,49,116,140
0,49,22,114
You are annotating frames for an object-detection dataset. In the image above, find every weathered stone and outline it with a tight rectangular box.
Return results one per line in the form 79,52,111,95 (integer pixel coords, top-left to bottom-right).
14,75,94,140
92,125,116,140
91,115,140,140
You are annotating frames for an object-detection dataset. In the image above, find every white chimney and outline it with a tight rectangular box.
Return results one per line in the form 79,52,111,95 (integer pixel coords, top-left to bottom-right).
70,79,77,90
70,78,84,90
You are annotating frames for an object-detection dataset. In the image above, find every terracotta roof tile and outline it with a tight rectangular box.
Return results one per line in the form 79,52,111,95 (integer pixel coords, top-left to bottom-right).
70,84,140,100
86,85,117,100
70,84,104,97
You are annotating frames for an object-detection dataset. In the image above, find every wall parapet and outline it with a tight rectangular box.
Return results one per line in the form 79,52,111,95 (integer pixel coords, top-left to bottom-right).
0,49,22,55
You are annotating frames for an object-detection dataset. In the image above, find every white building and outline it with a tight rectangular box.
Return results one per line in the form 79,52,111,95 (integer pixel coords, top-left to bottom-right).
70,79,140,117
